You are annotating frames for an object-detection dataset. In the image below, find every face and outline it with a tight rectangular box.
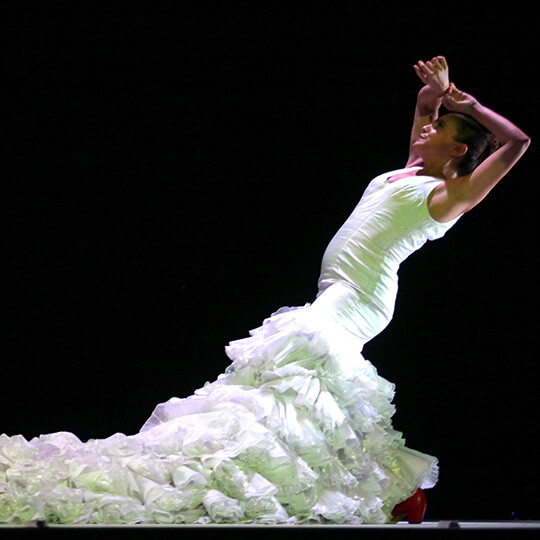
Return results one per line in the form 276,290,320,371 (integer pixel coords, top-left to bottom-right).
413,114,464,159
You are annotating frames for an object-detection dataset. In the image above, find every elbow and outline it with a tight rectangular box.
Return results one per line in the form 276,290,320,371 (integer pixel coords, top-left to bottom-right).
519,135,531,157
507,134,531,156
516,132,531,150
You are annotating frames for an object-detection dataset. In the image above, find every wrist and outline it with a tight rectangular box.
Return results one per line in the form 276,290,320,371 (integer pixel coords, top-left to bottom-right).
467,100,481,116
419,85,447,100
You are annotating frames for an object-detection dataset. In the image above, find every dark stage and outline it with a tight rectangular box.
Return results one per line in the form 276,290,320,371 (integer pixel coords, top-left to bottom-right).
2,2,538,530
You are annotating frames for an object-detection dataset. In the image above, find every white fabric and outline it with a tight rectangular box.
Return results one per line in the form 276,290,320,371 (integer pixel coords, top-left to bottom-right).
0,167,460,524
318,166,459,344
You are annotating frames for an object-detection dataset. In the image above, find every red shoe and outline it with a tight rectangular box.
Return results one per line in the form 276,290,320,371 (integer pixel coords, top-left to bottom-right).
391,488,427,524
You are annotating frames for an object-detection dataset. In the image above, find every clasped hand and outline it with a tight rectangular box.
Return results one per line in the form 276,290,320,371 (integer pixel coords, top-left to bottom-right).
442,83,479,113
414,56,450,97
414,55,479,112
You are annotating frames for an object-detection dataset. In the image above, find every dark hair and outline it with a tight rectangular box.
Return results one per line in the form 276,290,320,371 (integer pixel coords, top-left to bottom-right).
452,112,500,176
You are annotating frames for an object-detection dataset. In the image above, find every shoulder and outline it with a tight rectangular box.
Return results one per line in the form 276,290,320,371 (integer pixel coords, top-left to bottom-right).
427,176,471,223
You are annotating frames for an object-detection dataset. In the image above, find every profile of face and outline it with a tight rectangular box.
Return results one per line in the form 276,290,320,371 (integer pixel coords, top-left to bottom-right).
413,114,468,162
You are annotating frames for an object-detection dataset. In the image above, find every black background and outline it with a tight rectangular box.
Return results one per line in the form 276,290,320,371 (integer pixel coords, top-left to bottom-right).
2,1,538,523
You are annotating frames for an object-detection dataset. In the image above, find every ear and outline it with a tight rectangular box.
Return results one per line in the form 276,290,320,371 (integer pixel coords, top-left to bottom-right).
450,142,468,157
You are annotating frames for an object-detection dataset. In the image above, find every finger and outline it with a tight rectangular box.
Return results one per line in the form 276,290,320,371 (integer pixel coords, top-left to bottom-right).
442,93,456,105
434,56,449,74
414,65,427,82
419,60,433,75
431,58,442,70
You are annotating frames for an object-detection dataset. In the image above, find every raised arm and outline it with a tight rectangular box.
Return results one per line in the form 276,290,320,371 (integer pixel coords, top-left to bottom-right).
406,57,450,167
427,85,531,221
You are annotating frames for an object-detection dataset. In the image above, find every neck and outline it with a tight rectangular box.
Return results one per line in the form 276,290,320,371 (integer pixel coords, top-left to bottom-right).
417,158,459,181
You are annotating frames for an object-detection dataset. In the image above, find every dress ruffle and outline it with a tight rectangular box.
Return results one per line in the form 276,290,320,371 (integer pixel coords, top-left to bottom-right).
1,301,438,525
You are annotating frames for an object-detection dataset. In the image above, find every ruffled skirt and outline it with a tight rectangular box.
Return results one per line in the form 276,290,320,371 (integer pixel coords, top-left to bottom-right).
0,283,438,525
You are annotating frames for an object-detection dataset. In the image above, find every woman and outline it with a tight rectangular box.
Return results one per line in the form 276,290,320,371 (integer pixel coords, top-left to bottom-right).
0,57,530,525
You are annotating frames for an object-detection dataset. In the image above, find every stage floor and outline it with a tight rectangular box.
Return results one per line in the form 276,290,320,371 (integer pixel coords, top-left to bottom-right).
2,520,540,535
2,521,538,529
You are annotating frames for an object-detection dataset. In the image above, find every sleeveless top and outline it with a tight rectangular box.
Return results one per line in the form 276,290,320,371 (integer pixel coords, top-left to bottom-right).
316,166,461,338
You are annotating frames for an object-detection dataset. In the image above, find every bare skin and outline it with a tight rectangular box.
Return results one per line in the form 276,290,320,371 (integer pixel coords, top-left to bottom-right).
394,56,531,223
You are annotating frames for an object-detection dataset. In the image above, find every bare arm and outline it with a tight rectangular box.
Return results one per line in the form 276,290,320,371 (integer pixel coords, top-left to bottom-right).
429,86,531,220
407,57,450,167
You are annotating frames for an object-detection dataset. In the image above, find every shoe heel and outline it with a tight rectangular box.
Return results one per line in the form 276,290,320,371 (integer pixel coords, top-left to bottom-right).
391,488,427,524
405,501,426,524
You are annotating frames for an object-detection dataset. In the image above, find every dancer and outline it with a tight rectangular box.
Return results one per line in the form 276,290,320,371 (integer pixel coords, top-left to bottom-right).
0,57,529,525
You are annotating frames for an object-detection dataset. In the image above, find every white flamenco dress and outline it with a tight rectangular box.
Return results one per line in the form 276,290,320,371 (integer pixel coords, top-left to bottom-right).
0,166,461,525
